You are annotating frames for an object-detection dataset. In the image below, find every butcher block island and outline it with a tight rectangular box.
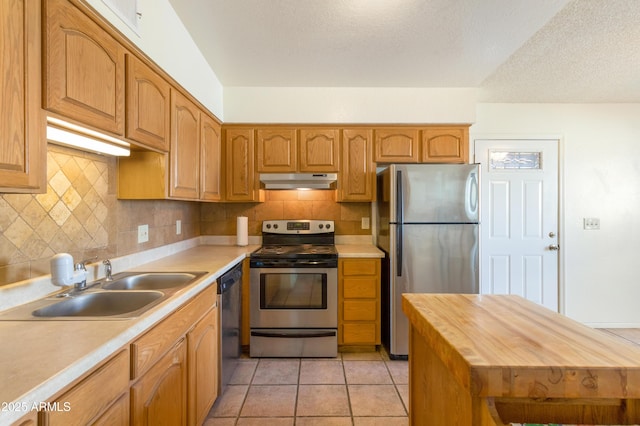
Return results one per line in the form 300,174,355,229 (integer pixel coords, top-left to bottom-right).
402,294,640,425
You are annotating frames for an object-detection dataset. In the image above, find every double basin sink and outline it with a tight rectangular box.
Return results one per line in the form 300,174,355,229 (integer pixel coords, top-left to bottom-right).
0,272,206,320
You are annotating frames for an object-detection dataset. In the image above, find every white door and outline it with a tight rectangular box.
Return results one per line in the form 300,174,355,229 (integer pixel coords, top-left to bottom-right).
474,139,559,311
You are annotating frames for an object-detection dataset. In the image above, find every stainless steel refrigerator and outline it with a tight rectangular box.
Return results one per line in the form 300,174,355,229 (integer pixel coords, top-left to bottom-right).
376,164,479,359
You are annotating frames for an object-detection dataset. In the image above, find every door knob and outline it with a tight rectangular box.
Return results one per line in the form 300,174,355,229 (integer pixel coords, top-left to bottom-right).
548,244,559,251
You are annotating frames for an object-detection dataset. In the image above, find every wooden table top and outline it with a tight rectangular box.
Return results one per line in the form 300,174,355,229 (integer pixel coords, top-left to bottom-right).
402,294,640,399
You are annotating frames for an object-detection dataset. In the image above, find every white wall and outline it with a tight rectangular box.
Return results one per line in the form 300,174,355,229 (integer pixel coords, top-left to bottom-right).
84,0,224,119
472,103,640,327
224,87,478,123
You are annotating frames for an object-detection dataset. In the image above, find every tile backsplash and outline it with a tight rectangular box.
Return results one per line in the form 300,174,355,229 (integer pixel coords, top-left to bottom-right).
0,145,199,286
0,146,372,287
200,190,371,236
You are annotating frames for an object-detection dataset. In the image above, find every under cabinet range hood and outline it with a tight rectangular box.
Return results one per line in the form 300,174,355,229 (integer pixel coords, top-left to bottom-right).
260,173,338,189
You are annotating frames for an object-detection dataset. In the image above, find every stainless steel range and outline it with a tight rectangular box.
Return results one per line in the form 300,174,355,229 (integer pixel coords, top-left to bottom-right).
250,220,338,358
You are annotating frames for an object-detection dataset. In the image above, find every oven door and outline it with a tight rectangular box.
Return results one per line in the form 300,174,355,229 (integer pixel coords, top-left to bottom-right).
250,267,337,328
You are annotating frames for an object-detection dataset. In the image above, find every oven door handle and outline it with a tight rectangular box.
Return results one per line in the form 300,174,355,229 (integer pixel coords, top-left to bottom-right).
251,330,337,338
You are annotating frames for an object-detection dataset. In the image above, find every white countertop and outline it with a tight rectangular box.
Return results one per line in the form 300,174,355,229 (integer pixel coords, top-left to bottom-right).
336,244,384,258
0,240,381,423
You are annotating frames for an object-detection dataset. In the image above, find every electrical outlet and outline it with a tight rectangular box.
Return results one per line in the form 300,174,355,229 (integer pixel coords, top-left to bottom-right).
176,220,182,235
583,217,600,230
361,217,370,230
137,224,149,243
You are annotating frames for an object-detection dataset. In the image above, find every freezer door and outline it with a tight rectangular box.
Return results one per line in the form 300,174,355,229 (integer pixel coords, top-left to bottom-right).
388,223,479,357
390,164,479,224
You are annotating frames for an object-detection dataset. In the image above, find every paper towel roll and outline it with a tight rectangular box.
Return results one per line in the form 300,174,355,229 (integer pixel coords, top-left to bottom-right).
237,216,248,246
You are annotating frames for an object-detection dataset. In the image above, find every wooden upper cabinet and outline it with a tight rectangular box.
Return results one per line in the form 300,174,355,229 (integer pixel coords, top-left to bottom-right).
374,128,419,163
225,128,256,201
0,0,45,193
170,89,200,199
339,129,375,202
200,114,222,201
299,128,340,172
420,126,469,163
44,0,125,135
125,55,170,151
256,128,297,172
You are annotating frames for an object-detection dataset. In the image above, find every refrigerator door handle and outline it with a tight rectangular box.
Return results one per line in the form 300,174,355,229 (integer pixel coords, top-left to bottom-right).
396,170,403,276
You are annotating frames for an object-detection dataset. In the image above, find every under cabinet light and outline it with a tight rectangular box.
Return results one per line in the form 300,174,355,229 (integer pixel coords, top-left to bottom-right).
46,117,130,157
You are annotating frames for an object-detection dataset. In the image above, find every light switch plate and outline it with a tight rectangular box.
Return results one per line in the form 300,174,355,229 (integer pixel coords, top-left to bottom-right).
583,217,600,230
138,224,149,243
176,220,182,235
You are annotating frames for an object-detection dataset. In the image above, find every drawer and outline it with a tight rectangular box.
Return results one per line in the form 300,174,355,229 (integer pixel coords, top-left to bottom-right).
343,277,377,298
46,349,129,426
131,285,215,379
342,323,377,344
343,300,377,321
341,259,379,276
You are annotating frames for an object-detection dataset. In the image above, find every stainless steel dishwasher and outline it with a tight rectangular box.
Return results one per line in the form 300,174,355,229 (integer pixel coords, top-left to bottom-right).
217,262,242,394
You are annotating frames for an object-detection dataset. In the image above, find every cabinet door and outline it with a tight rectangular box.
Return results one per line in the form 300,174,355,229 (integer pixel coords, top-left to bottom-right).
91,393,129,426
225,128,256,201
188,307,219,426
170,90,200,199
374,128,419,163
131,339,188,426
256,128,297,172
420,126,468,163
125,55,170,151
299,128,340,172
10,411,36,426
44,0,125,135
200,114,222,201
0,0,45,193
339,129,374,202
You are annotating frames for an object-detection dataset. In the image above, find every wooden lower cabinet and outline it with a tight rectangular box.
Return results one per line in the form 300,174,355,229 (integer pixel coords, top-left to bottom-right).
130,284,219,426
91,394,129,426
338,258,381,347
43,349,130,426
10,411,37,426
188,308,219,426
131,338,188,426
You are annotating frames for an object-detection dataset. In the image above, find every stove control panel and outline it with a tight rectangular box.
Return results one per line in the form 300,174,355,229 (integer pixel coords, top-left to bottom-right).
263,220,334,234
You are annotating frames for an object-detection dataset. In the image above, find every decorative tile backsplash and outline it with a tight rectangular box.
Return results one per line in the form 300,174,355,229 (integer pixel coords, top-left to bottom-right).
0,146,372,287
200,190,371,236
0,145,199,286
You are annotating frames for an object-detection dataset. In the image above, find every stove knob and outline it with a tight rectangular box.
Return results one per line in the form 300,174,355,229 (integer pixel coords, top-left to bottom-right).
273,224,278,229
325,223,331,229
266,224,271,229
319,224,324,229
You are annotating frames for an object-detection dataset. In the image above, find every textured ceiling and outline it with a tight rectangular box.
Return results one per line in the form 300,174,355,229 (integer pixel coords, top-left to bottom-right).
168,0,640,102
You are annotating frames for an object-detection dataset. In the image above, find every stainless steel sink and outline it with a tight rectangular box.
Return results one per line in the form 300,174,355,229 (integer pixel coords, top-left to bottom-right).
32,291,164,318
102,272,203,291
0,271,207,320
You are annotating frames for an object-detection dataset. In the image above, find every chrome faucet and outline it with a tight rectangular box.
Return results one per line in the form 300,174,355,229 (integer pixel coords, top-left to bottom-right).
103,259,113,281
73,256,96,289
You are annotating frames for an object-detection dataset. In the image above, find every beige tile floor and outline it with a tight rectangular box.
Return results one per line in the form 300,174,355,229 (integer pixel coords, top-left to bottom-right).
205,350,409,425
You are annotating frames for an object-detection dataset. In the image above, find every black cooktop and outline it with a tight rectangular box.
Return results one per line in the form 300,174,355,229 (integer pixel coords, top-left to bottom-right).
251,244,338,259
